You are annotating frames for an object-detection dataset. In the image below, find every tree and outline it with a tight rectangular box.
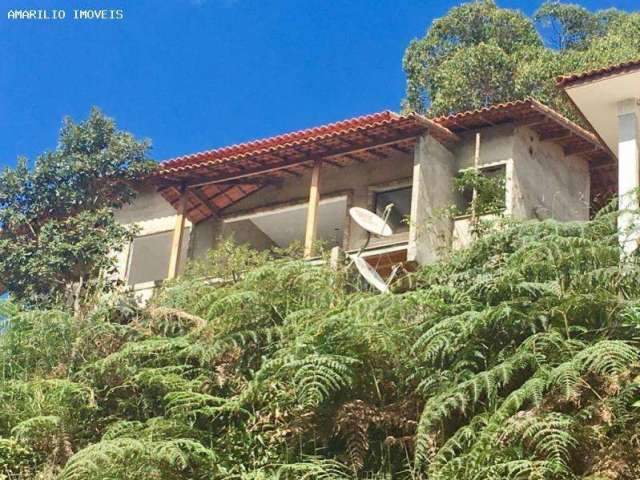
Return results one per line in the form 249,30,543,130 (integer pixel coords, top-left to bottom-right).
403,0,640,116
0,108,153,309
534,1,602,50
402,0,541,113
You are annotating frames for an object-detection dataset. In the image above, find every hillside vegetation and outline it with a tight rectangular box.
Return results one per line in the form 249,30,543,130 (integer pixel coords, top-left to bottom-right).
1,208,640,479
403,0,640,116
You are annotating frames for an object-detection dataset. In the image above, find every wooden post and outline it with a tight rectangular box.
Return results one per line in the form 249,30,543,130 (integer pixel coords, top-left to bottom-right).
471,132,481,225
167,190,187,280
303,160,322,259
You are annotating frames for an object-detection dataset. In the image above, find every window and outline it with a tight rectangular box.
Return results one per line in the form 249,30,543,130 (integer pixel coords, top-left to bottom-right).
126,229,190,285
374,186,412,231
456,164,506,217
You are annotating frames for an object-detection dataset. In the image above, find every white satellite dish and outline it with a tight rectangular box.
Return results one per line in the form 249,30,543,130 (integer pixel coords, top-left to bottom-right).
349,207,394,237
347,204,398,294
352,255,390,293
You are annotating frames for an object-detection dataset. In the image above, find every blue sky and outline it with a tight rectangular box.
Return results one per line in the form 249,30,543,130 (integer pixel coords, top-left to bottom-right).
0,0,636,169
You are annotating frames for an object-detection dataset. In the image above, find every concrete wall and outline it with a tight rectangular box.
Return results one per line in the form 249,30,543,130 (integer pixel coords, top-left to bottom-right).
408,133,456,264
189,216,221,261
511,126,590,221
449,124,589,251
221,220,277,250
454,124,515,170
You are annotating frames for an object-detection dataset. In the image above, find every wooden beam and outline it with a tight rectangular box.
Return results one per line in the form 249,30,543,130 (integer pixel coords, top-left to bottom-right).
516,116,548,127
564,143,598,156
345,153,365,163
184,134,425,189
538,131,574,142
303,160,322,259
167,189,187,280
190,188,218,214
591,163,617,172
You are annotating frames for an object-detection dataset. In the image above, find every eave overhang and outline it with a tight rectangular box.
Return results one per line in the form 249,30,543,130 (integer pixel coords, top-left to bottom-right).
150,111,458,224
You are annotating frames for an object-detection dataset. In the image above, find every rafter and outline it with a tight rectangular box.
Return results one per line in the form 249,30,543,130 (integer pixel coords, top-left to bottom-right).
184,133,426,189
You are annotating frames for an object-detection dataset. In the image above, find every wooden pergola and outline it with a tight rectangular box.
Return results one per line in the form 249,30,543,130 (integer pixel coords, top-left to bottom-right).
149,111,458,278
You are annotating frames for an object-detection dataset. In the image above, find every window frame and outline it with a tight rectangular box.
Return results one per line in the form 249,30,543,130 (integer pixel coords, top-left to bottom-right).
369,180,413,233
454,160,509,220
125,227,191,286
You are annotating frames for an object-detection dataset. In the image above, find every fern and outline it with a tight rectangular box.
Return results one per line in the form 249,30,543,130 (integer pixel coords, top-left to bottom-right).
3,206,640,478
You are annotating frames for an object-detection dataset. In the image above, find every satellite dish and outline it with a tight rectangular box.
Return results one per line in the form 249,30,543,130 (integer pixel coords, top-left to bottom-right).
347,205,399,294
349,207,393,237
352,255,390,294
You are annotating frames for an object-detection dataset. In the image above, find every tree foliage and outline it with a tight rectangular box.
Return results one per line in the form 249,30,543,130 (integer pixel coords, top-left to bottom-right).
2,203,640,478
403,0,640,115
0,108,153,308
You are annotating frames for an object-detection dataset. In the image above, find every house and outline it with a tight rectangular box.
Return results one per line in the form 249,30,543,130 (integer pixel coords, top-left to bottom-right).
114,97,615,300
557,59,640,255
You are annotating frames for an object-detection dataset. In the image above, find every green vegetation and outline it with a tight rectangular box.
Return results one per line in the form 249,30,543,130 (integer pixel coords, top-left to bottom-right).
403,0,640,116
1,205,640,479
454,169,507,217
0,108,153,310
1,2,639,478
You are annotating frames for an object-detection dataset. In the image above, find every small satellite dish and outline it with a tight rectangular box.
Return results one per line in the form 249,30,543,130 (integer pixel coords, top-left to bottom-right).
349,207,393,237
352,255,390,293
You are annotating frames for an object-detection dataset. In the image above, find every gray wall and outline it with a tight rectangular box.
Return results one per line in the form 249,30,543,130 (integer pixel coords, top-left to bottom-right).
511,126,589,221
408,134,456,264
454,124,515,170
222,220,277,250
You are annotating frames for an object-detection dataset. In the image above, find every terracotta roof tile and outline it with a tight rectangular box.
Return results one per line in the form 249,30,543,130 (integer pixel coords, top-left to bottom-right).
153,99,616,224
433,98,601,147
156,111,452,176
556,59,640,87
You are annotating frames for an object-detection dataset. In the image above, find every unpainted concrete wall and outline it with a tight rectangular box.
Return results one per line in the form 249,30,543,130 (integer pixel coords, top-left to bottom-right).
188,216,221,261
511,126,590,221
221,220,277,250
407,134,456,264
454,124,515,170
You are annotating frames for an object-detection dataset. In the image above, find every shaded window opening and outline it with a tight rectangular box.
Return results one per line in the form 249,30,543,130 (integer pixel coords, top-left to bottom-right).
126,229,190,285
374,186,412,231
222,196,347,251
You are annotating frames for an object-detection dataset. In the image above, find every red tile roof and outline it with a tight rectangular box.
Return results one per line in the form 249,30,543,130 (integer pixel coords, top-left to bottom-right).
434,98,615,208
152,110,456,223
556,59,640,88
153,99,615,224
433,98,601,148
156,110,454,176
